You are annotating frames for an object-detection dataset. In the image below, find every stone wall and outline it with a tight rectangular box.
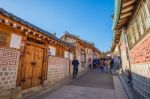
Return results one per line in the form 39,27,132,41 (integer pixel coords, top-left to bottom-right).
131,63,150,99
0,48,20,91
47,56,69,85
129,33,150,99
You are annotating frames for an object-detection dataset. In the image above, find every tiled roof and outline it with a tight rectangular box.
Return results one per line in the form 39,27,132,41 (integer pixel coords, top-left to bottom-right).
61,31,100,52
0,8,74,48
63,31,95,47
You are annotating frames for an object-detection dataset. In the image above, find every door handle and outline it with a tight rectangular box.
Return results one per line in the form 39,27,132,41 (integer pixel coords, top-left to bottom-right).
31,61,36,66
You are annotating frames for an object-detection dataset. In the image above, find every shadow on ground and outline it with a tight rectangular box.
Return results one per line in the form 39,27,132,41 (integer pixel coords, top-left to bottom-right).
69,69,114,89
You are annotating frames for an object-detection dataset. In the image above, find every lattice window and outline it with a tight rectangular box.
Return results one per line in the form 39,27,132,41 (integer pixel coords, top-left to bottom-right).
0,32,7,47
27,37,45,45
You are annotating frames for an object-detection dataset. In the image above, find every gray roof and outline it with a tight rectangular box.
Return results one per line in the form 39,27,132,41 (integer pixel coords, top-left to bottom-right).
0,8,74,48
63,31,95,47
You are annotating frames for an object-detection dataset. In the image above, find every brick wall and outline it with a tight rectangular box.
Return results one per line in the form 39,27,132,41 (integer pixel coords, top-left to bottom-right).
0,48,20,91
129,34,150,64
129,33,150,98
47,56,69,85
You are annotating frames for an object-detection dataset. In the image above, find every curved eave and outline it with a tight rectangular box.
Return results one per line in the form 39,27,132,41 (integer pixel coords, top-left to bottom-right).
111,0,136,52
112,0,122,30
0,8,76,50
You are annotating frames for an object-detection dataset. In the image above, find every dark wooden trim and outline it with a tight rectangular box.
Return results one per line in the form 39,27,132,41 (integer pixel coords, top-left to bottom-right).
16,42,27,86
41,43,48,83
146,0,150,12
129,28,150,50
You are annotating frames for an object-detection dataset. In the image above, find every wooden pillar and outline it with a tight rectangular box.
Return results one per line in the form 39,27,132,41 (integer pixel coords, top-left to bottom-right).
146,0,150,12
42,42,49,82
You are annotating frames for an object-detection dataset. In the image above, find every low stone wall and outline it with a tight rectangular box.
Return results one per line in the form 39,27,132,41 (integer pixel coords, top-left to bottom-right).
0,48,20,92
47,56,69,85
131,63,150,99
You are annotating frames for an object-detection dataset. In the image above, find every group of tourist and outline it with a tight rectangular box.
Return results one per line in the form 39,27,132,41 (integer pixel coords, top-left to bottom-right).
72,56,121,79
87,56,121,74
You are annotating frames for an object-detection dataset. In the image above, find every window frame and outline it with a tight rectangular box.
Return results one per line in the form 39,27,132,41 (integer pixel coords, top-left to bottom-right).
0,31,10,48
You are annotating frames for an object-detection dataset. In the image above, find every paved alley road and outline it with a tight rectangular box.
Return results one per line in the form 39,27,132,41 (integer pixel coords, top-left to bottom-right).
34,69,128,99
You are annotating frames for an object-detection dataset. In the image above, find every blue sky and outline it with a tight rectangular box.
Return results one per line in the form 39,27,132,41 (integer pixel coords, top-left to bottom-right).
0,0,114,52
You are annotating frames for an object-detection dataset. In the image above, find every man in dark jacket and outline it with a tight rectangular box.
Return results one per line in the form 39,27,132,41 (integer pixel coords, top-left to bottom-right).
72,57,79,79
110,58,114,74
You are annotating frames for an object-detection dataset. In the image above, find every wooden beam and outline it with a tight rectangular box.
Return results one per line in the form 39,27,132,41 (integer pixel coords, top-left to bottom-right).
119,18,127,23
122,0,135,8
12,23,17,28
117,21,127,28
120,12,131,19
21,26,24,31
16,25,21,29
33,32,36,35
121,5,134,14
38,34,41,38
4,19,11,25
25,32,29,35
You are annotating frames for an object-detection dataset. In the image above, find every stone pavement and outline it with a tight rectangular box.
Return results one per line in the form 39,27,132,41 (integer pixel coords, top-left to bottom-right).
29,69,128,99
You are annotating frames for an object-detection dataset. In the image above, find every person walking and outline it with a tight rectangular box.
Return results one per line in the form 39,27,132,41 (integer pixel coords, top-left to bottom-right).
103,59,107,72
88,58,92,69
93,58,99,69
105,59,110,72
100,59,104,72
72,57,79,79
99,59,104,72
110,58,114,74
93,58,96,69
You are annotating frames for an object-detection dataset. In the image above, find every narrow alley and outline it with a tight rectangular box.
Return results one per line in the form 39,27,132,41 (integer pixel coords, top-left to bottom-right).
0,0,150,99
27,69,128,99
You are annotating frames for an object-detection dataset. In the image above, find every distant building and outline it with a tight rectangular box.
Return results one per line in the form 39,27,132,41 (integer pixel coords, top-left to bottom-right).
61,32,100,73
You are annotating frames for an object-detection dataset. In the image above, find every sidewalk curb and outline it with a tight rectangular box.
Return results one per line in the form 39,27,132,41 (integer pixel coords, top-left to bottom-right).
119,75,134,99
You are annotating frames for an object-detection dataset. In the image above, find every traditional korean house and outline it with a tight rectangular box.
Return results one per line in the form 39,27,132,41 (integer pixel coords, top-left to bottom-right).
92,47,101,59
60,32,98,73
0,8,75,97
111,0,150,98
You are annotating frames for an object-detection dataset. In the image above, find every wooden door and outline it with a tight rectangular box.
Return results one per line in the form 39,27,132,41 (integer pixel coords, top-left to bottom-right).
32,47,44,87
21,45,44,89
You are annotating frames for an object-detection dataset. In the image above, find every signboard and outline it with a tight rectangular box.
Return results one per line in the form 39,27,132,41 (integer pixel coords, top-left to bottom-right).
64,51,69,58
10,33,22,49
49,46,56,56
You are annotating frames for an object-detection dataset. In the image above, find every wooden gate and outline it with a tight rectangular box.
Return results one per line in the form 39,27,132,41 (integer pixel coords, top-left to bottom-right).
21,44,44,89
